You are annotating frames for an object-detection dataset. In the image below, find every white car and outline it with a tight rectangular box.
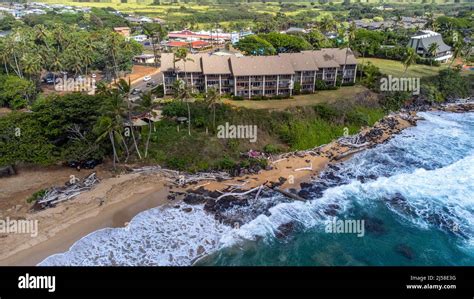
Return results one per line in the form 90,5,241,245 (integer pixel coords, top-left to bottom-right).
91,73,97,78
143,75,152,82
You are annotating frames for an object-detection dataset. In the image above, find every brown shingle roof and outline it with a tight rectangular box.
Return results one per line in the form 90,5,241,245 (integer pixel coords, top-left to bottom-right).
302,50,340,68
229,56,295,76
201,55,231,75
320,48,357,65
161,48,356,75
160,53,203,73
279,52,319,71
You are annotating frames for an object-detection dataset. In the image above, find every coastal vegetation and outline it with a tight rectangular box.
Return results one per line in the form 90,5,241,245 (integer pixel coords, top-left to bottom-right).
1,65,470,172
0,1,472,173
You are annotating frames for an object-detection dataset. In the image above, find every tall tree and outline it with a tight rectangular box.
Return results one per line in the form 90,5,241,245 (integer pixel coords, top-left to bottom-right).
205,87,221,129
172,79,193,136
427,42,439,66
137,91,157,158
174,48,194,136
402,47,418,75
116,78,142,160
338,22,356,87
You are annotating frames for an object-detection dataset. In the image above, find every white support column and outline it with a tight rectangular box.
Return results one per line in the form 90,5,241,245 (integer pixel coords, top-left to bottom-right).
234,76,237,96
248,76,251,99
276,75,279,95
205,74,208,93
290,75,293,96
322,69,325,81
262,75,265,96
334,68,338,87
312,71,316,92
353,65,357,83
190,73,194,89
219,74,222,95
163,73,166,95
300,72,303,85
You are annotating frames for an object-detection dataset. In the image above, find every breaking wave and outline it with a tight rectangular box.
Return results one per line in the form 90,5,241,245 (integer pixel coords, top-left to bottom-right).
39,111,474,266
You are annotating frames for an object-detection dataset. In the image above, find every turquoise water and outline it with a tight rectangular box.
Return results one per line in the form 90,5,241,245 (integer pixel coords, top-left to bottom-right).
40,111,474,266
198,111,474,266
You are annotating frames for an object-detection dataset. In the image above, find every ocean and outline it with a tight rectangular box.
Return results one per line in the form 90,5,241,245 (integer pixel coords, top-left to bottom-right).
39,111,474,266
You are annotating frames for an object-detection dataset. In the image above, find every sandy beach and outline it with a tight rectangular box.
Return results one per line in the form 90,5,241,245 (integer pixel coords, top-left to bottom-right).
0,111,419,266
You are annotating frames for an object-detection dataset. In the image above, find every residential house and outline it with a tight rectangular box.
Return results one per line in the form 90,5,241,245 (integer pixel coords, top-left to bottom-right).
408,30,452,62
114,27,131,37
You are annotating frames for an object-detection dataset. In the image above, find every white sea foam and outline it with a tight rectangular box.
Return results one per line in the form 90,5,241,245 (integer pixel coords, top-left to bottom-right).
39,204,231,266
39,111,474,266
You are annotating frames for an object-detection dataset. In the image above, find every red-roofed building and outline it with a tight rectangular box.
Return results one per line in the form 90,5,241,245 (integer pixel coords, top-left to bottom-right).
165,40,212,51
167,29,231,42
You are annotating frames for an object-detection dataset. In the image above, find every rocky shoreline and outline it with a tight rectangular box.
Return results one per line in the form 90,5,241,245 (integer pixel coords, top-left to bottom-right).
170,100,474,233
168,111,419,230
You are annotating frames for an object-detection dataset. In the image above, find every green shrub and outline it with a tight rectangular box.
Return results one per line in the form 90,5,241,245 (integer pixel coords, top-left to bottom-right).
214,156,237,170
27,189,47,203
263,143,282,154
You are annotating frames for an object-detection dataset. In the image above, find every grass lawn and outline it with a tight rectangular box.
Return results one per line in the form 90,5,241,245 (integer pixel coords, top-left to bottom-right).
223,85,369,110
358,57,448,78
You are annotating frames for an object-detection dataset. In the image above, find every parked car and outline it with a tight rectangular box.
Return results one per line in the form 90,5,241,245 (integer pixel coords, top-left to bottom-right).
143,75,152,82
91,73,97,78
131,88,141,95
65,159,102,170
146,81,157,87
44,73,55,85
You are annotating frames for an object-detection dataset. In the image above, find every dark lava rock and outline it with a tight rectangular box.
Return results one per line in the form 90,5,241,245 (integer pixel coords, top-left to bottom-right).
298,189,311,200
364,216,386,235
183,193,207,205
167,194,176,201
279,177,287,184
324,204,340,216
182,207,193,213
191,187,221,199
300,182,312,189
321,172,342,184
394,244,415,260
204,199,217,212
328,164,340,171
275,221,297,239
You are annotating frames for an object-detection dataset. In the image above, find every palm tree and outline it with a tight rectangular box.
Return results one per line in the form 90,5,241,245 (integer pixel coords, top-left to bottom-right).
21,52,42,80
402,47,418,75
94,91,128,169
0,40,11,75
137,91,157,158
319,16,335,33
143,23,166,68
339,22,357,87
427,43,439,66
174,48,194,136
94,115,121,169
449,40,464,68
172,79,193,136
205,87,221,129
116,78,143,160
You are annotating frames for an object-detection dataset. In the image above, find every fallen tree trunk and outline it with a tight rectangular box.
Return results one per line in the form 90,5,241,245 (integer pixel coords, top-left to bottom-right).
273,187,306,201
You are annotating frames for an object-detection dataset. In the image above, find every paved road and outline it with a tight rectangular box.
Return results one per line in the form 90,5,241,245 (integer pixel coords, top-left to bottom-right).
131,71,163,93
